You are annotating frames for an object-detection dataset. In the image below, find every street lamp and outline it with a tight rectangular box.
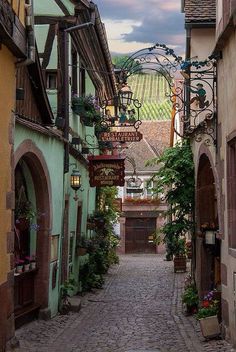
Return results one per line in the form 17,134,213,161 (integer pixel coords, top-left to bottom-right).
70,169,82,201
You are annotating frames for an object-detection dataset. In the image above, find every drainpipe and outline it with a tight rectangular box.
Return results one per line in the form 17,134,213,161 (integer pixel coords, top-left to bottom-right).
16,0,35,67
185,27,191,125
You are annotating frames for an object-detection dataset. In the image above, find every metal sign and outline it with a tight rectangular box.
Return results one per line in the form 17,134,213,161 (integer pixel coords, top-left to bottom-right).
99,131,143,142
88,155,125,187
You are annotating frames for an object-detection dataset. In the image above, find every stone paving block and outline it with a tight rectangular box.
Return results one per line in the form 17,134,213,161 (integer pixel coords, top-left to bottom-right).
15,255,236,352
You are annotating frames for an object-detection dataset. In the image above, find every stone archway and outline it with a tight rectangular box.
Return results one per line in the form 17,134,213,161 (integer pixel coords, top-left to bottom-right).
14,140,52,320
196,153,221,296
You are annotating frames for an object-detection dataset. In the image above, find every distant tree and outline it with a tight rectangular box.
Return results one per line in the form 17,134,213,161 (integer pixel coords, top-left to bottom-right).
112,55,142,74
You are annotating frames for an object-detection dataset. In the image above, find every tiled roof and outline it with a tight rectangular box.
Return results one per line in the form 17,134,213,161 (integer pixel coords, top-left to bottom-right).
124,121,171,172
184,0,216,23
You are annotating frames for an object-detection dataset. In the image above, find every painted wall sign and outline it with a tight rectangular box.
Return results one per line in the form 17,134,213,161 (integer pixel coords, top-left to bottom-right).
88,155,125,187
99,131,143,142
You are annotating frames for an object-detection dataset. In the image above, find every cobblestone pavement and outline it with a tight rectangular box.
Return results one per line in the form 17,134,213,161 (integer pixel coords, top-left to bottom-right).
16,255,235,352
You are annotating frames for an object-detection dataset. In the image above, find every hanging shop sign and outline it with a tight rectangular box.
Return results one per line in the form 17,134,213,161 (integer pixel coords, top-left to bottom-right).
88,155,125,187
99,131,143,143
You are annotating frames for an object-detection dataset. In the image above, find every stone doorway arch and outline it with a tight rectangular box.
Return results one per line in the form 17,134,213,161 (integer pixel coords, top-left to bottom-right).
196,153,221,296
14,140,52,322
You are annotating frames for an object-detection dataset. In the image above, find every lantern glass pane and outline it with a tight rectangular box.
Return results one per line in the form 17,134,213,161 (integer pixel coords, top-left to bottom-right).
70,172,81,190
205,231,215,245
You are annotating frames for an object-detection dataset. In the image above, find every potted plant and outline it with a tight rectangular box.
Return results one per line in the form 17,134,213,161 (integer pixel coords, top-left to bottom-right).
71,94,102,126
15,197,37,232
146,142,194,265
182,282,199,315
76,238,92,256
196,290,220,339
170,236,187,272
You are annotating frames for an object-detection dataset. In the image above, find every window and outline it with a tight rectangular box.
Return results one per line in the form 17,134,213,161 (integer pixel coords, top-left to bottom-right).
71,49,78,95
227,138,236,248
126,178,143,198
145,180,158,198
46,70,57,89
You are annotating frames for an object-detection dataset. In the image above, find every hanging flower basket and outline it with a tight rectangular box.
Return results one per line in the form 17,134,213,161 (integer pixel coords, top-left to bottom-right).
71,104,85,115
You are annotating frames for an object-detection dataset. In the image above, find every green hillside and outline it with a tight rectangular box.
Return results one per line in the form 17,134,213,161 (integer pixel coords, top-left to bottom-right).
127,74,172,120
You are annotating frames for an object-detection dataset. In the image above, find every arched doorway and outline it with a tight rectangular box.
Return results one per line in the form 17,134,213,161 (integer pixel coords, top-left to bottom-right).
196,154,221,297
14,140,52,326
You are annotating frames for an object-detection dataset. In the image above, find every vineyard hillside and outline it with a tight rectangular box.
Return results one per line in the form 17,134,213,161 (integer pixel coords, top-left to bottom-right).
128,74,172,120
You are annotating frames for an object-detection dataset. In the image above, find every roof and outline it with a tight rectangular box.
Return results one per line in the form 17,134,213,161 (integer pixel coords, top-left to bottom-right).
184,0,216,24
124,120,171,173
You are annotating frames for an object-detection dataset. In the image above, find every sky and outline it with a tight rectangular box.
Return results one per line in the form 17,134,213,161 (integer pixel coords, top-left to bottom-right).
94,0,185,57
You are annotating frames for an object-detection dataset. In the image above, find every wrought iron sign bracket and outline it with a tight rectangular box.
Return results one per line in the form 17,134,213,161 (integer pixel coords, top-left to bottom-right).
115,43,219,146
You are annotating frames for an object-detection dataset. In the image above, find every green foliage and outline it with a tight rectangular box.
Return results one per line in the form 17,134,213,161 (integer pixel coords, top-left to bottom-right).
196,301,219,320
146,141,194,257
60,277,76,299
182,284,199,307
71,94,101,124
15,199,37,222
112,55,142,73
79,187,120,293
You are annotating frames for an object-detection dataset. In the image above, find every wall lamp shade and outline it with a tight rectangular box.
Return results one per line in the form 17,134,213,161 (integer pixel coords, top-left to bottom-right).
70,169,81,191
205,230,216,245
119,84,133,106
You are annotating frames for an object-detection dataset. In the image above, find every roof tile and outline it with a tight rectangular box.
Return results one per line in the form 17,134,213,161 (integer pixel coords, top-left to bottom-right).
184,0,216,23
124,121,171,172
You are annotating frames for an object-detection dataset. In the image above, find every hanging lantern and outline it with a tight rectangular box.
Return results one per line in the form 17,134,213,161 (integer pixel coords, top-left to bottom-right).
119,84,133,106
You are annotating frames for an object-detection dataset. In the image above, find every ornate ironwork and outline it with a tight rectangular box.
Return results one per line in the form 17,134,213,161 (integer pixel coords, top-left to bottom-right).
115,43,218,145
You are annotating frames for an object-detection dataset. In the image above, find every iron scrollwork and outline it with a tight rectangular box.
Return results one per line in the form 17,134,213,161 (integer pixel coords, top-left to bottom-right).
116,43,218,145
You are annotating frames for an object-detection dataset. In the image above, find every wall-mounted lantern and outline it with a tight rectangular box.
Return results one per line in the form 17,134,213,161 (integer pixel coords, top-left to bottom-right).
205,230,216,245
70,169,82,201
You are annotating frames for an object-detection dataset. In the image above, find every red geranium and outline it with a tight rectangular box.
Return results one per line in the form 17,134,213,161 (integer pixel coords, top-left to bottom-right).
202,300,210,308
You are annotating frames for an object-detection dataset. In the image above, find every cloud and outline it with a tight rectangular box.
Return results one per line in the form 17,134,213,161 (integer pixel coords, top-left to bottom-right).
94,0,185,54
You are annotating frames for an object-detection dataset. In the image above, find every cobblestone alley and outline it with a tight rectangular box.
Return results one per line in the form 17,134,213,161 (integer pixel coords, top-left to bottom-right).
16,255,235,352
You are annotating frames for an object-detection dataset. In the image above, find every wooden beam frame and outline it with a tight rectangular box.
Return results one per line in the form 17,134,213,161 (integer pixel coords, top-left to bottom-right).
42,24,56,69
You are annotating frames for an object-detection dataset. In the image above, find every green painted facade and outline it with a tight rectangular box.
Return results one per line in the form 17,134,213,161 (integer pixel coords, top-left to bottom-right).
23,0,98,315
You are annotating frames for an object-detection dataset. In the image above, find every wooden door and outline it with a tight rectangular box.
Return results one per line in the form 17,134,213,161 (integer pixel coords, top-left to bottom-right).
125,218,156,253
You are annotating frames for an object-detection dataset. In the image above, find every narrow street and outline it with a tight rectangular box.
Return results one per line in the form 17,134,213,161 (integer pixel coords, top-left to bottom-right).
16,255,234,352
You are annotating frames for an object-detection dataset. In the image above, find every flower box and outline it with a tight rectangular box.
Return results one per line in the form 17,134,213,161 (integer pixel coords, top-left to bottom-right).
174,256,186,273
199,315,220,339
